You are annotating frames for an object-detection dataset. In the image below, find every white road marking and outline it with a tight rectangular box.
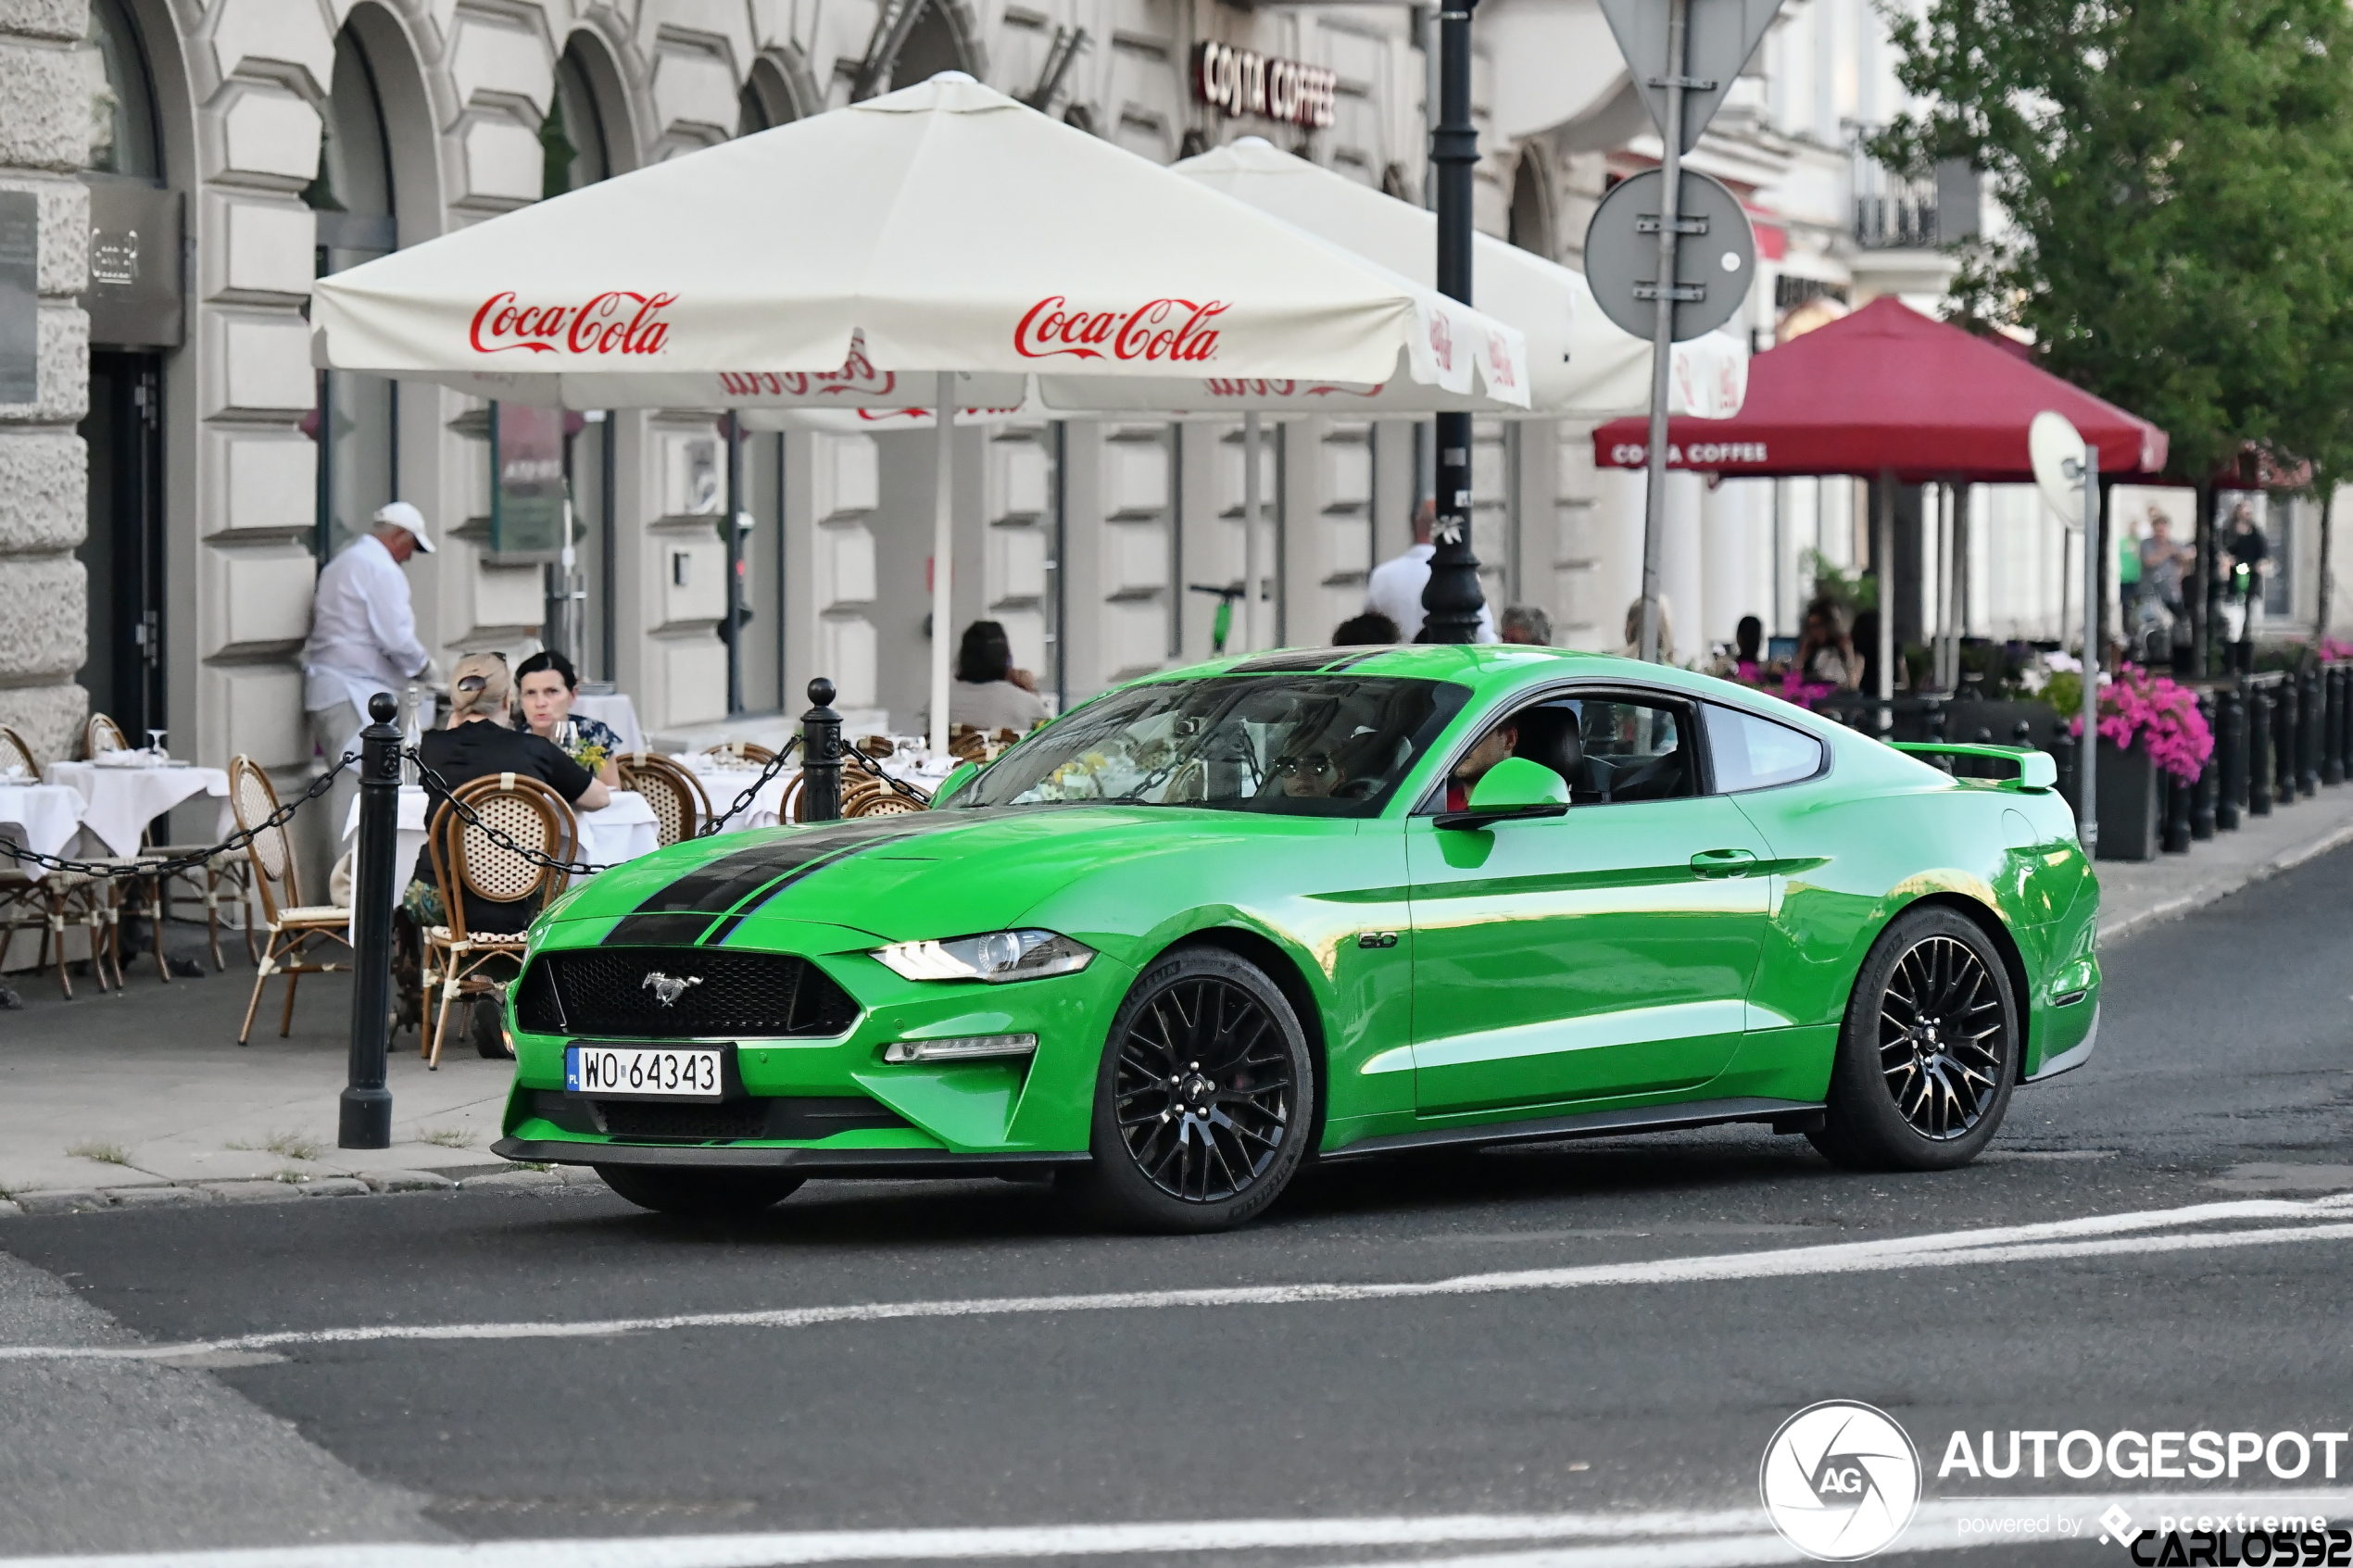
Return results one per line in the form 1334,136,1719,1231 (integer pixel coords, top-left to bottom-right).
14,1496,2353,1568
5,1195,2349,1364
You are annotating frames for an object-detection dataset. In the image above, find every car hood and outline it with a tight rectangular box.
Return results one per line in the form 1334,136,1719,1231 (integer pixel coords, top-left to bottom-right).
553,804,1318,944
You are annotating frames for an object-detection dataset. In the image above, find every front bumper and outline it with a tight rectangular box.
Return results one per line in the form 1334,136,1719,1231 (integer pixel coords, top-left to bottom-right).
498,920,1131,1164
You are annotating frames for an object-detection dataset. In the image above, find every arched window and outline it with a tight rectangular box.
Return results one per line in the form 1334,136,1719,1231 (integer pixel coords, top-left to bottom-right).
308,18,403,564
83,0,159,180
1507,154,1552,257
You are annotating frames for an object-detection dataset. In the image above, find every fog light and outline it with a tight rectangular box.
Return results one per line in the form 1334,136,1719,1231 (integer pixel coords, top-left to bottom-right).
882,1034,1038,1063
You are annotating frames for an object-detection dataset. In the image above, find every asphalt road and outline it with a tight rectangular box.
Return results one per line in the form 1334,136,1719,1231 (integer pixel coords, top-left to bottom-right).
6,847,2353,1567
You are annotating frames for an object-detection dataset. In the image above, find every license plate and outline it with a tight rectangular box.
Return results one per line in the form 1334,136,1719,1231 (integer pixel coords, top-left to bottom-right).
565,1045,724,1099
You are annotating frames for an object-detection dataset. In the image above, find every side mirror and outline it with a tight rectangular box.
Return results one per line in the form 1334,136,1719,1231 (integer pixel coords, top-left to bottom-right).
929,759,981,809
1436,756,1571,830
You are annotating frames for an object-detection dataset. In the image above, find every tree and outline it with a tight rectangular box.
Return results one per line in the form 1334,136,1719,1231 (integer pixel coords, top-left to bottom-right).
1874,0,2353,487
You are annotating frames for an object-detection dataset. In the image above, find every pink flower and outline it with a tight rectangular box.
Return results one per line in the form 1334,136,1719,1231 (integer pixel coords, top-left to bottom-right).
2066,662,2213,783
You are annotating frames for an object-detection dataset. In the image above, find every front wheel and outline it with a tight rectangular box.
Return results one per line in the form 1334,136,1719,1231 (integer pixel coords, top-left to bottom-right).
1807,905,2019,1172
1073,947,1315,1234
594,1164,804,1217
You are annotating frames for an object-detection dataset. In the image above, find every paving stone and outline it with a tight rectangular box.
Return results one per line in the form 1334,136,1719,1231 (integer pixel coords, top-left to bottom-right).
196,1180,307,1204
358,1169,457,1193
295,1177,371,1198
12,1189,110,1215
103,1185,204,1209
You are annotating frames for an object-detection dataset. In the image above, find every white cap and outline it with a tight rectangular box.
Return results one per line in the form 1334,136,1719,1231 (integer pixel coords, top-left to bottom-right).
372,500,434,553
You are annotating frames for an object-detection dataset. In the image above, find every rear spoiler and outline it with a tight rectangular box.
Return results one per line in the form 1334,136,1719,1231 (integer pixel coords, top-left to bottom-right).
1888,742,2058,793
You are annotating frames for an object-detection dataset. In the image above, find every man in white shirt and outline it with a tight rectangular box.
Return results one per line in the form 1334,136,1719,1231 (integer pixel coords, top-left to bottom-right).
1363,497,1497,644
304,501,438,829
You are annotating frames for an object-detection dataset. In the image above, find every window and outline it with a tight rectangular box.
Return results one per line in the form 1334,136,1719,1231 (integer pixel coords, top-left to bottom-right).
960,675,1468,818
1703,702,1825,793
1482,694,1695,806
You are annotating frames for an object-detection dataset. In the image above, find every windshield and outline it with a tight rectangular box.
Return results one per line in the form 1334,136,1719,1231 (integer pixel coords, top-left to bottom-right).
958,675,1468,818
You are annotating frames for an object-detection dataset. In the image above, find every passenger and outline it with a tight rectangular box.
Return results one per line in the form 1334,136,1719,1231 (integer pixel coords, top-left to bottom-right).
1331,611,1400,646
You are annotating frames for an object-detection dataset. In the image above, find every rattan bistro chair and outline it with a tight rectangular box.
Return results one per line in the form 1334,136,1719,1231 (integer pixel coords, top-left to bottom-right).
230,755,353,1044
82,712,130,758
616,751,710,847
0,725,114,998
422,772,576,1070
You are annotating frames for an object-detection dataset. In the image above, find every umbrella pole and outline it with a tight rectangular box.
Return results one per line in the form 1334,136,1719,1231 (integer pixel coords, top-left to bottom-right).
2078,443,2100,857
1876,469,1894,734
1243,411,1264,653
1937,480,1957,690
931,373,955,757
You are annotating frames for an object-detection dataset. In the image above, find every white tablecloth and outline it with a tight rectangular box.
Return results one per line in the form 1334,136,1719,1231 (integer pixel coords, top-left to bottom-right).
0,783,86,882
678,757,793,831
42,759,233,858
572,693,643,756
342,786,661,914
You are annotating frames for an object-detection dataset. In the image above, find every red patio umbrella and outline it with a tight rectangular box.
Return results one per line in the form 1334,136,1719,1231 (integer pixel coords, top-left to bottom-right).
1591,296,2167,481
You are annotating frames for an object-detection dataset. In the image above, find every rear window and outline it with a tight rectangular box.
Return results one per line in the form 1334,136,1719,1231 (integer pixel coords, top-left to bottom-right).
1703,702,1825,793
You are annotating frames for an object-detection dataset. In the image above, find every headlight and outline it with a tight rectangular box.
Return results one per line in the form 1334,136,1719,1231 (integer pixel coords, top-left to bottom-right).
871,929,1095,984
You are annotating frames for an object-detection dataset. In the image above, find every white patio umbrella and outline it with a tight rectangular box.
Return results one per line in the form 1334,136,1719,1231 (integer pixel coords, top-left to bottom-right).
309,73,1526,751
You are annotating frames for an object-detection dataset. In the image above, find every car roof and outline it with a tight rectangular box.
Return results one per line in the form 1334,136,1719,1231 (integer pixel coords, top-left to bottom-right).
1136,644,1726,699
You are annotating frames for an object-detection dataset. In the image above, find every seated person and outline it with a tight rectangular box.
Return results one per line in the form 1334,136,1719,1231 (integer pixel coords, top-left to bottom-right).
1272,747,1346,798
405,653,610,935
1331,611,1400,647
514,648,623,786
1443,719,1518,811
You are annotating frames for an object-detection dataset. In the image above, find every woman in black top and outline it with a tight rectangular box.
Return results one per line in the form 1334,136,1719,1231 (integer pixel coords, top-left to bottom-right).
406,652,610,934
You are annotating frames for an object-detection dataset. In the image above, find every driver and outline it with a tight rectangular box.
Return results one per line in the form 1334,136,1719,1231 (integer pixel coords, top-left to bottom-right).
1444,721,1518,812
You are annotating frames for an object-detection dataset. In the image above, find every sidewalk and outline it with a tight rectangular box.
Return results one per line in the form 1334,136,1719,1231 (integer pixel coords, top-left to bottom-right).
5,789,2349,1215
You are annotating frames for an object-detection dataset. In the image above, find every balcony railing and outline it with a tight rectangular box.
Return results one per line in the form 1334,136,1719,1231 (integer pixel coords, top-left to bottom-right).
1851,145,1941,249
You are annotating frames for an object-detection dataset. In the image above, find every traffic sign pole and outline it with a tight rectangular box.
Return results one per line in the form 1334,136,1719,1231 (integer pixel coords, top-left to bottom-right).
1637,0,1691,665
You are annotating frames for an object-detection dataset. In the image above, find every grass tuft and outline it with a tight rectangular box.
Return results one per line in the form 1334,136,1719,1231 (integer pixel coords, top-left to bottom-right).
68,1142,131,1166
418,1127,477,1149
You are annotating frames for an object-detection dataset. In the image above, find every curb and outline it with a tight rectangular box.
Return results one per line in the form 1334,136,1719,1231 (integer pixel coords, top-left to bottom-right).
2098,817,2353,947
0,1166,579,1217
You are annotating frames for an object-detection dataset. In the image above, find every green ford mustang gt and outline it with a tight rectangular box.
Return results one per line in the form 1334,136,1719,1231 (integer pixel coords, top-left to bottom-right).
495,646,2100,1230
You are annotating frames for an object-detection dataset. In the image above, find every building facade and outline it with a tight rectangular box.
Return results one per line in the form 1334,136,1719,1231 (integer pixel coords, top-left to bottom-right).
6,0,2341,879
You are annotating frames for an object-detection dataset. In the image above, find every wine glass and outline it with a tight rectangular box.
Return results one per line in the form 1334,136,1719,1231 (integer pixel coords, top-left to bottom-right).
145,729,168,760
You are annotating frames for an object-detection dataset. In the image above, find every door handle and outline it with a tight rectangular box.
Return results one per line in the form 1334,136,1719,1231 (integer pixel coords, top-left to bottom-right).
1690,848,1758,878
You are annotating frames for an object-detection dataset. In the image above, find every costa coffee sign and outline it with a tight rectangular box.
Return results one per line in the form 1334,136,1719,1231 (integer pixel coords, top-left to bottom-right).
469,290,675,356
1014,296,1227,363
1193,43,1336,130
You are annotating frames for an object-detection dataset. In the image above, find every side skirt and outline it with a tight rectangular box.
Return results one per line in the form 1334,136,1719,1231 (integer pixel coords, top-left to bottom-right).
492,1137,1088,1179
1316,1097,1826,1162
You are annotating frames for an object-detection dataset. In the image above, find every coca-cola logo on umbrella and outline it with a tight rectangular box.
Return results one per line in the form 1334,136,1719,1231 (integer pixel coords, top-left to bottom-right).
1427,310,1454,374
469,291,678,356
1015,297,1228,363
718,337,897,398
1201,380,1384,401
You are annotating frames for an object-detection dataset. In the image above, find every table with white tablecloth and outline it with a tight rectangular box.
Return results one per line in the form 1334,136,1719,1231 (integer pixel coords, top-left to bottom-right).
42,759,233,858
0,783,86,881
675,750,958,832
341,785,661,916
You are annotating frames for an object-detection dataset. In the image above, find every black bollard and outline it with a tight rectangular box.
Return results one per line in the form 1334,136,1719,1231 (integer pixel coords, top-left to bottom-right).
2052,726,2080,819
2299,669,2322,797
2273,677,2298,807
2192,692,2218,840
2325,666,2347,788
2162,762,2192,853
2218,684,2245,830
2250,683,2274,816
2338,666,2353,783
800,677,843,822
339,692,399,1149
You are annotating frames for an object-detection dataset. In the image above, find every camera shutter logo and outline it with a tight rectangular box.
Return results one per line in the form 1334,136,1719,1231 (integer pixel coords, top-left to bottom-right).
1759,1400,1921,1561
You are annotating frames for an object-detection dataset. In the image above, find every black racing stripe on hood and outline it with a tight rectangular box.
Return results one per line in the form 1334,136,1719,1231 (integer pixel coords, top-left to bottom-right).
602,816,953,947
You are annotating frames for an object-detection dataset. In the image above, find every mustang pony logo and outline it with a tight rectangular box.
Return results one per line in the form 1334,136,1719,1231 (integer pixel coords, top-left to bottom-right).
469,291,677,356
639,972,704,1007
1015,296,1227,363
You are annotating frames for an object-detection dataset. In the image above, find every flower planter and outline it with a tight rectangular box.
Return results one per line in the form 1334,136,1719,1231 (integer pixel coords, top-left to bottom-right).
2095,737,2160,861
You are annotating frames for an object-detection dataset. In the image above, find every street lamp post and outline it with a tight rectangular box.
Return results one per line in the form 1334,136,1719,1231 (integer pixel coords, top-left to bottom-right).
1421,0,1485,645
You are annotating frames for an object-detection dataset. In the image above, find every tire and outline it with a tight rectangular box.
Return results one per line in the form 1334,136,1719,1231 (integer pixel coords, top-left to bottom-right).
1808,904,2019,1172
467,994,512,1060
1072,947,1316,1234
594,1164,804,1217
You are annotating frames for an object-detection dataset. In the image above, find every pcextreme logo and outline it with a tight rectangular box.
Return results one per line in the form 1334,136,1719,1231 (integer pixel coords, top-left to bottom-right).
1760,1400,1924,1561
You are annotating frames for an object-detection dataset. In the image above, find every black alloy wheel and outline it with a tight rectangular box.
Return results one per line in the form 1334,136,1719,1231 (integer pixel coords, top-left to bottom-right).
1809,904,2018,1173
1076,947,1315,1232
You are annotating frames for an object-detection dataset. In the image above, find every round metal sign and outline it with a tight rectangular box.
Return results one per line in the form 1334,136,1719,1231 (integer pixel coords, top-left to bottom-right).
1581,168,1757,343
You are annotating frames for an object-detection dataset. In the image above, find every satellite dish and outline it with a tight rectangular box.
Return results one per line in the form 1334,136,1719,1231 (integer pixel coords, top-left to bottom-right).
2030,409,2087,523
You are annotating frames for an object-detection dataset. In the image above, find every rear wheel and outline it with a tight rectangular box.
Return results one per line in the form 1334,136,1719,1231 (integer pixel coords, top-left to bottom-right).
594,1164,803,1217
1808,905,2018,1172
1074,947,1315,1234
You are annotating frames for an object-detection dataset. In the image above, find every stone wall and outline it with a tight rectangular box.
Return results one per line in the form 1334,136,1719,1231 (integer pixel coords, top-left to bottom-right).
0,0,90,759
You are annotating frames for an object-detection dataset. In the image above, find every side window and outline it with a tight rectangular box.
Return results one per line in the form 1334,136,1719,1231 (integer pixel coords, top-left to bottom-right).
1507,696,1694,805
1703,702,1826,793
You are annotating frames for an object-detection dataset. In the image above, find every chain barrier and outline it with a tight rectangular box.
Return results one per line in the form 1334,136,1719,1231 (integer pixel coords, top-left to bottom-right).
698,737,802,837
0,752,358,881
404,747,610,877
844,746,938,807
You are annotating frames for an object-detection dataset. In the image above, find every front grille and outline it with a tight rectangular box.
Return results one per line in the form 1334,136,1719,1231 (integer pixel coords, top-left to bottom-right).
516,948,860,1038
523,1090,911,1144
